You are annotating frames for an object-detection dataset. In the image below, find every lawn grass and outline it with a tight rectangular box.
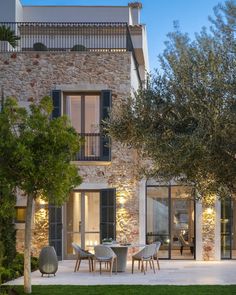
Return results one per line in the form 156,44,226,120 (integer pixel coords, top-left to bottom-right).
8,285,236,295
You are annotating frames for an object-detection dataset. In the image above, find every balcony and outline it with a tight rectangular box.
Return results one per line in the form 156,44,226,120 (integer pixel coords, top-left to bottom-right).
75,133,111,162
0,22,141,84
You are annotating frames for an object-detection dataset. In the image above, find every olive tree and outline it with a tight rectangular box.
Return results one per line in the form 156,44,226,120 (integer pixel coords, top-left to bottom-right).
107,0,236,200
0,96,82,293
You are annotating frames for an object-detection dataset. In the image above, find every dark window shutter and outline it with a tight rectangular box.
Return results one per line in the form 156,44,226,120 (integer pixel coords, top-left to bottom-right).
49,205,63,260
100,90,112,161
100,188,116,242
51,90,62,118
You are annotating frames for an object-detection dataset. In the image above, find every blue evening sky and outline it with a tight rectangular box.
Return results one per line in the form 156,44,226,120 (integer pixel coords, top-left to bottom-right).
21,0,222,72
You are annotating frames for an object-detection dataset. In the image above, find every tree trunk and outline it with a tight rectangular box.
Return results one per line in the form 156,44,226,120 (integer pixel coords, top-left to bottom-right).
24,194,34,294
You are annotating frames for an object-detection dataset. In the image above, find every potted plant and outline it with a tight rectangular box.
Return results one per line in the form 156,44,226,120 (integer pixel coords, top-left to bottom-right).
102,238,113,245
0,25,20,51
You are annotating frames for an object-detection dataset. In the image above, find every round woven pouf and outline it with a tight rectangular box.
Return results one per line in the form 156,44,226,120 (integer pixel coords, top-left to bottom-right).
39,246,58,277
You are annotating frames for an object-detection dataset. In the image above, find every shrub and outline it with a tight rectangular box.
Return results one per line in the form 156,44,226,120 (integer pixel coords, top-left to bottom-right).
0,216,16,267
31,256,39,271
0,253,39,284
0,267,15,283
71,44,87,51
33,42,47,51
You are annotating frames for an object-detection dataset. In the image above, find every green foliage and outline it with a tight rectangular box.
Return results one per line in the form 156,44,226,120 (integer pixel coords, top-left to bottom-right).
0,216,16,267
0,95,82,204
0,254,39,284
0,25,20,48
12,285,236,295
107,1,236,199
0,185,16,268
0,95,82,292
33,42,48,51
71,44,87,51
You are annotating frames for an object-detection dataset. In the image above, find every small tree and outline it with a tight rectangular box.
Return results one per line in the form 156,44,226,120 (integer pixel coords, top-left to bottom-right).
0,96,82,293
107,0,236,200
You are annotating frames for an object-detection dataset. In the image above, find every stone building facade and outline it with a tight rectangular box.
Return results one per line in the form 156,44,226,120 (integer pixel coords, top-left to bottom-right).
1,0,235,262
0,51,141,257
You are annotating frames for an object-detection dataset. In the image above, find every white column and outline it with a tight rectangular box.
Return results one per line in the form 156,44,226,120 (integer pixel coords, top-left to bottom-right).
139,179,146,244
215,199,221,260
195,201,203,260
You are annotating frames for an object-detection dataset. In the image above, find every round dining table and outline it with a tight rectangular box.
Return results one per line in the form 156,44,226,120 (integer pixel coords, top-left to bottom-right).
110,245,129,272
108,243,145,272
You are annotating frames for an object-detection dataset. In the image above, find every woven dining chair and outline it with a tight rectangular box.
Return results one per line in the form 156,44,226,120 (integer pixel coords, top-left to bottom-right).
94,245,117,275
71,242,94,272
132,243,157,275
153,241,161,270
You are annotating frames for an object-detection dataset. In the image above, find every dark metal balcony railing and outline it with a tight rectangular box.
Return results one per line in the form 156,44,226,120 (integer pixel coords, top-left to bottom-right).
75,133,110,161
0,21,141,85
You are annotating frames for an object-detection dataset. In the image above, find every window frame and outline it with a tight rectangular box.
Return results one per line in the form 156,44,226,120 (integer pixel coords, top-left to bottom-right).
15,206,27,223
63,92,101,134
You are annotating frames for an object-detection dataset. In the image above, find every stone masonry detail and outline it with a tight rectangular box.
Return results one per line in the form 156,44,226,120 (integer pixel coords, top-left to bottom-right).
0,52,140,256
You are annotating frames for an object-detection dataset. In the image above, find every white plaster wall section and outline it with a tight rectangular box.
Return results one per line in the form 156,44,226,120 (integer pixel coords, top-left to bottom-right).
139,179,146,244
0,0,17,22
75,182,110,190
15,0,23,22
130,54,140,93
16,189,27,206
130,7,140,25
195,200,203,260
215,199,221,260
142,25,150,73
22,6,130,23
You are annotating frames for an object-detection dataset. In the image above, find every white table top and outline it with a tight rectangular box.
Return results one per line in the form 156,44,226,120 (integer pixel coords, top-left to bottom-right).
87,243,146,248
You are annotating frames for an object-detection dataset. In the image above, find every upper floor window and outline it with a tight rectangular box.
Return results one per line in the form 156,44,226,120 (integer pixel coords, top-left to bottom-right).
52,90,112,162
65,94,100,134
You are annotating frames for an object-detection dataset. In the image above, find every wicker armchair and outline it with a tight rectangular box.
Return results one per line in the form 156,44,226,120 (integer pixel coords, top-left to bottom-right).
94,245,117,275
72,242,94,272
132,244,157,275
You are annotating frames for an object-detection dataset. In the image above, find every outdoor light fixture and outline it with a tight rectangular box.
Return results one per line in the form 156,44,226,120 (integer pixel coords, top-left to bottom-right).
206,208,214,215
119,193,126,208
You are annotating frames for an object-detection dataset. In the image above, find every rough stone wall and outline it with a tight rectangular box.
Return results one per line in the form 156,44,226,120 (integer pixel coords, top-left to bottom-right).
31,201,49,256
202,197,216,260
15,200,49,256
0,52,140,255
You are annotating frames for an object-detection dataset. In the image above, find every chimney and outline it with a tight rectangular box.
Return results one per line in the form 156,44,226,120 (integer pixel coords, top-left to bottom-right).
128,2,142,25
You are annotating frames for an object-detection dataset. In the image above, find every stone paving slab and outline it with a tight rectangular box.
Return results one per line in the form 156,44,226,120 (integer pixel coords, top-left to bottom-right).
6,260,236,286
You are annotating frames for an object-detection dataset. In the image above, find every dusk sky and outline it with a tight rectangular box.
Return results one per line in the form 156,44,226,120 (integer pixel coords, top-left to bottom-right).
21,0,222,72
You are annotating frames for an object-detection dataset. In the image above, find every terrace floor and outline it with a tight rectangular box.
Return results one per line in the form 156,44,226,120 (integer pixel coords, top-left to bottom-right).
6,260,236,286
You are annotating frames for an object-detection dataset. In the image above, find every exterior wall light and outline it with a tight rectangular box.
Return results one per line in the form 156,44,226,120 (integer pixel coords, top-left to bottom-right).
206,208,214,215
118,193,126,208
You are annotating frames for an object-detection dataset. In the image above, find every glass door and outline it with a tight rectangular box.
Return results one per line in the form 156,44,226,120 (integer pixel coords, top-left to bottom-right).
146,183,195,259
146,186,170,258
65,191,100,258
221,197,236,259
66,192,82,258
171,186,195,259
84,192,100,249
